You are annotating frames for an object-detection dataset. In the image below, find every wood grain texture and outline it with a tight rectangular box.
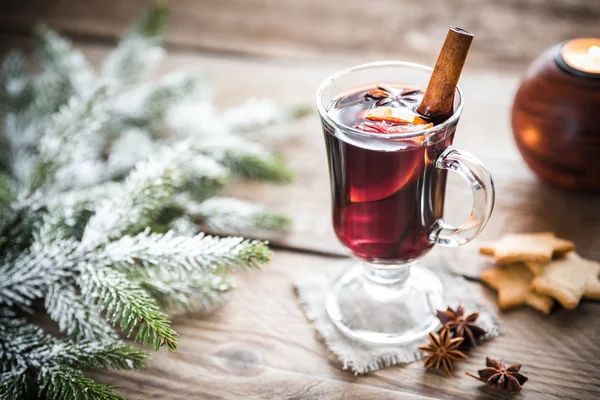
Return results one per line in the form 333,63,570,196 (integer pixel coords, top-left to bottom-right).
91,250,600,399
1,0,600,69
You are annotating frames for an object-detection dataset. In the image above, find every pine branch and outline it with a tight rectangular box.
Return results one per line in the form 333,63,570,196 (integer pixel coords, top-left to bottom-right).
34,25,96,100
138,71,209,135
0,173,15,209
102,38,165,90
103,129,156,180
190,197,291,236
129,2,170,42
0,50,34,115
40,365,125,400
198,136,293,183
135,268,234,312
47,340,148,371
45,283,118,341
0,310,147,400
81,146,184,247
178,153,230,200
0,369,28,400
167,215,200,236
46,181,122,221
2,113,39,186
0,5,298,399
101,3,168,88
228,153,293,183
221,98,311,135
104,71,209,144
78,264,179,351
100,229,272,274
0,309,147,371
0,310,41,373
0,238,79,307
29,87,108,192
0,200,44,253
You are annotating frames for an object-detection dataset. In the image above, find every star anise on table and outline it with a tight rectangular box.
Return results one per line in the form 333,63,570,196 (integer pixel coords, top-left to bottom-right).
437,305,486,348
466,357,529,395
418,327,467,375
365,84,420,108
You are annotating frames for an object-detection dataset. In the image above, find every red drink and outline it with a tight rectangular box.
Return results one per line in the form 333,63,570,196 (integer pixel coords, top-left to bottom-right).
323,84,455,263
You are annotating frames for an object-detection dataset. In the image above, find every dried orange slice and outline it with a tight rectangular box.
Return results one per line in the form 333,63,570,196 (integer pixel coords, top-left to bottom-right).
365,107,429,125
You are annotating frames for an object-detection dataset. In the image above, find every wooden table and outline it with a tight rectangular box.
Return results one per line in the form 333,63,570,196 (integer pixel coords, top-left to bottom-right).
2,1,600,398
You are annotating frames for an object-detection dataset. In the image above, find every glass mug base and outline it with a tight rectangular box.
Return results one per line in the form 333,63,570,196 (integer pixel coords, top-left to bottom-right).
326,262,445,345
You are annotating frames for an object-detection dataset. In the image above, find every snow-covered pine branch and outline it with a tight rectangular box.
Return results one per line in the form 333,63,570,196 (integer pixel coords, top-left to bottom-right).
28,87,108,192
100,228,271,274
0,309,148,400
134,267,234,313
196,135,293,182
101,3,168,88
34,25,96,105
81,145,185,247
45,283,118,341
0,3,307,399
78,264,179,351
187,196,291,236
0,238,79,308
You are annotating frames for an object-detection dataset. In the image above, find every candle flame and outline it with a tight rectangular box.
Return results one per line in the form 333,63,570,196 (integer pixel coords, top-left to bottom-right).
588,45,600,61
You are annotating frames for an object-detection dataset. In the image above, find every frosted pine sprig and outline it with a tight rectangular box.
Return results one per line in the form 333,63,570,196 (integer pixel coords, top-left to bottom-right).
0,3,305,399
45,283,118,341
190,196,291,236
101,228,271,273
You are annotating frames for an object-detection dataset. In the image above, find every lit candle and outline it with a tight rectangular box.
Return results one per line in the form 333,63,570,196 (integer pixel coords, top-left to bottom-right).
556,38,600,78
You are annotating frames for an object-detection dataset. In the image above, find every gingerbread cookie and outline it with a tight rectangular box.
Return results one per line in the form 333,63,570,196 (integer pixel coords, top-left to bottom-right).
480,232,574,265
481,264,554,314
524,261,545,276
531,252,600,309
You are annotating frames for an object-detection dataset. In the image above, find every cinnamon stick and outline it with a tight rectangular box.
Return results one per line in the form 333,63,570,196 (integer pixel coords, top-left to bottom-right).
417,27,474,117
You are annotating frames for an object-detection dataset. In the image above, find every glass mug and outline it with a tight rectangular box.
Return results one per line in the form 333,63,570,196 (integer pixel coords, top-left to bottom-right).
316,62,495,344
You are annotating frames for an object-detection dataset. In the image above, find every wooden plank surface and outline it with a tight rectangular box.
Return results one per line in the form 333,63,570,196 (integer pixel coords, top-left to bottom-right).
1,0,600,69
91,250,600,400
2,34,600,399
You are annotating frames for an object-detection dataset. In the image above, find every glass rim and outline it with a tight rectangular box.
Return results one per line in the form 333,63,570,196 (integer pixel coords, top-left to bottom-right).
315,61,464,139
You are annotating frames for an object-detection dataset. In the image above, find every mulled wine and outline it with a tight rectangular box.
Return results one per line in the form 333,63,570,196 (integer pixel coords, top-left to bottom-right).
323,84,455,263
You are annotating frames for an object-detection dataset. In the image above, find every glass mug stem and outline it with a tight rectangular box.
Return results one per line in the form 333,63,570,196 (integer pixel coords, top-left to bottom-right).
429,146,495,247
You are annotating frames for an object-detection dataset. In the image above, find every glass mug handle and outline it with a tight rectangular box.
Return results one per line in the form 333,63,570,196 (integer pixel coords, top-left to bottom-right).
429,145,495,247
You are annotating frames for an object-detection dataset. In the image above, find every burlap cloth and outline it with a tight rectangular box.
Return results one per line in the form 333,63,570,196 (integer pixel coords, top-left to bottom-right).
294,255,502,374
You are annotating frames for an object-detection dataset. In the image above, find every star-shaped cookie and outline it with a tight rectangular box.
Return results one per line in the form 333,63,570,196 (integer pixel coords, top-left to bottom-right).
480,264,554,314
480,232,574,265
531,252,600,309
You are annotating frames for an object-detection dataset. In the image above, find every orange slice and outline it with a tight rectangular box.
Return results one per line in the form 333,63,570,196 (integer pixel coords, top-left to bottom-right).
348,147,424,203
365,107,429,125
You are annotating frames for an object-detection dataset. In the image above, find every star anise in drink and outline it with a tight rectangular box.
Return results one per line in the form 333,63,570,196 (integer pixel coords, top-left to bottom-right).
437,305,485,348
466,357,529,395
418,327,467,375
365,84,420,108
